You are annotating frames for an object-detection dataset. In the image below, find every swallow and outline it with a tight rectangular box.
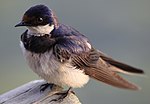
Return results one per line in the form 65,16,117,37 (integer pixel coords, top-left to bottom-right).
15,4,144,102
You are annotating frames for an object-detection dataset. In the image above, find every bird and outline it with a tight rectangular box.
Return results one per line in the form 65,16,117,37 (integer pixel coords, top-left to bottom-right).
15,4,144,101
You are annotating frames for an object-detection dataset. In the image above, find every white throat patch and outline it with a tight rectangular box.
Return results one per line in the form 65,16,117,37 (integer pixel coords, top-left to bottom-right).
27,24,54,36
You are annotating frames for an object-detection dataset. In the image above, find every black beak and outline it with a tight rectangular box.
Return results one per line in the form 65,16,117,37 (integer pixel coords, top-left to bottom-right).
15,21,28,27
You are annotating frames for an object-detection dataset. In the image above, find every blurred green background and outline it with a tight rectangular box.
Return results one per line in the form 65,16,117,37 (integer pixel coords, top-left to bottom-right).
0,0,150,104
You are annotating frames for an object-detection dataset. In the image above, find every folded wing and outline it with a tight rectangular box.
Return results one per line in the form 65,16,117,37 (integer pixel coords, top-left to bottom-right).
72,49,144,90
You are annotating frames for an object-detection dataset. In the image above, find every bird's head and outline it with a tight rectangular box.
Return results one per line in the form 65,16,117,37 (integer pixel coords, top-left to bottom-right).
15,5,58,35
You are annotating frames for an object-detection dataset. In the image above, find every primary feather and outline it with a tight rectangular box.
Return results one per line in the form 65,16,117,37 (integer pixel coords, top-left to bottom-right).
71,48,143,90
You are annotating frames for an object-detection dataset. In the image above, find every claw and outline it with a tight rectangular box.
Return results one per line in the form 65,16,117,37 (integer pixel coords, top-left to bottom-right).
40,83,54,92
50,87,74,102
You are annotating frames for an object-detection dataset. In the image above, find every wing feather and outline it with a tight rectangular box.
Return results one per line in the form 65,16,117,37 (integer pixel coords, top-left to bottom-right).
72,49,142,90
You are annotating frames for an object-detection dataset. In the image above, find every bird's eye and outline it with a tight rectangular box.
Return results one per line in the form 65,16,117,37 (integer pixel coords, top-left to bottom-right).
37,17,43,23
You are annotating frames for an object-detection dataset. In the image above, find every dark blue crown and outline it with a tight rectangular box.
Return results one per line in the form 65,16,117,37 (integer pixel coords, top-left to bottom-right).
25,5,52,18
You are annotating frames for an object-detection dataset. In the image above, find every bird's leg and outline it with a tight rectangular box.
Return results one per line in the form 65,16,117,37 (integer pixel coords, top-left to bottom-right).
40,83,54,92
50,87,74,102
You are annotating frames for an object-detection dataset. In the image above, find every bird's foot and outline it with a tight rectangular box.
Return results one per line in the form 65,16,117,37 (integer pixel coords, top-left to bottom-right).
50,87,74,102
40,83,54,92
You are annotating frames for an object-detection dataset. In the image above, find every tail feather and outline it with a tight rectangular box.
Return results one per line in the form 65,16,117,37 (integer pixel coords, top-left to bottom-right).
98,51,144,74
85,67,140,90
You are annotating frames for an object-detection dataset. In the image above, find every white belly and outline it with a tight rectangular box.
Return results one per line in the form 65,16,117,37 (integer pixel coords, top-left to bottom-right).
20,41,89,88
